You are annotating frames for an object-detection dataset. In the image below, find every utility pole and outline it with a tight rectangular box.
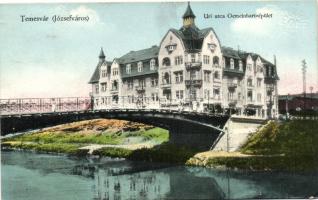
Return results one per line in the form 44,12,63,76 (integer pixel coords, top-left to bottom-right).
302,60,307,111
310,86,313,110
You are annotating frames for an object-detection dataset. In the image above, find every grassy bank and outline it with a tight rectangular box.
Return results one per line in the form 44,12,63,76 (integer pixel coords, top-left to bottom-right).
1,141,88,156
196,120,318,171
93,143,198,164
1,119,168,157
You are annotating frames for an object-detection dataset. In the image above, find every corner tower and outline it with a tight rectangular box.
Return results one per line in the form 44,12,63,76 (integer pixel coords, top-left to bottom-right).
99,47,105,62
183,2,196,27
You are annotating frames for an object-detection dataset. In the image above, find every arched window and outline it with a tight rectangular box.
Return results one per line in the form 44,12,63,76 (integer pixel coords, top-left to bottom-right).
163,72,170,84
213,56,219,65
162,57,171,66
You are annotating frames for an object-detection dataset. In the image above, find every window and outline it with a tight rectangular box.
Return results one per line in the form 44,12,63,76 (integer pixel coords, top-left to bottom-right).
175,56,183,65
176,90,184,99
101,83,107,92
138,79,145,87
213,88,220,99
101,70,107,77
175,71,183,83
127,80,133,90
151,93,159,101
112,81,118,91
204,71,211,82
238,92,241,100
247,90,253,101
213,56,219,66
257,93,262,102
95,84,99,94
190,71,196,80
247,64,252,71
112,68,119,76
239,60,243,71
247,78,253,87
214,71,220,80
208,43,217,52
150,59,156,70
126,64,131,74
204,89,210,99
203,55,210,64
162,57,171,66
189,89,196,100
230,58,234,69
163,72,170,84
151,77,158,87
257,78,262,87
138,62,143,72
228,91,234,100
191,54,196,62
257,65,262,73
166,44,176,52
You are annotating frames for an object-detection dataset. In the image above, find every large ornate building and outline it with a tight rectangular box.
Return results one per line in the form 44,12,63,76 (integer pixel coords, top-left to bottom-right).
89,3,279,119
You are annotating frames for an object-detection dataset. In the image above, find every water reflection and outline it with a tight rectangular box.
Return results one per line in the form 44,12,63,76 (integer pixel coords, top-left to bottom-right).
2,151,318,200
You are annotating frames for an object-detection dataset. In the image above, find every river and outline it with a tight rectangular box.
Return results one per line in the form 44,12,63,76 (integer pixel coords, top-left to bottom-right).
2,150,318,200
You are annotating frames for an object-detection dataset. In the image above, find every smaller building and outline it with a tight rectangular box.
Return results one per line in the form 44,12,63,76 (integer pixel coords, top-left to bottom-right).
278,93,318,114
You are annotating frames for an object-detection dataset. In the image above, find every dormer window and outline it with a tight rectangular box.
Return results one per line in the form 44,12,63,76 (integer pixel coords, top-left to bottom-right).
126,64,131,74
150,59,156,70
230,58,234,69
239,60,243,71
208,43,217,53
138,62,143,72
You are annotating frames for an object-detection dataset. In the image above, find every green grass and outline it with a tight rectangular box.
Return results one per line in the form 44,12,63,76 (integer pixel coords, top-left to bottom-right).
92,143,198,164
7,127,168,145
127,143,199,164
93,147,133,158
241,120,318,156
216,119,318,171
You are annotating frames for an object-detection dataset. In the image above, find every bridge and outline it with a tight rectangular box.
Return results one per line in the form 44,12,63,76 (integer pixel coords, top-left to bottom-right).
0,97,232,150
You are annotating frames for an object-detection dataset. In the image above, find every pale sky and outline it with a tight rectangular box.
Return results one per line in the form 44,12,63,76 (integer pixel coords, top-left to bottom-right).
0,1,317,98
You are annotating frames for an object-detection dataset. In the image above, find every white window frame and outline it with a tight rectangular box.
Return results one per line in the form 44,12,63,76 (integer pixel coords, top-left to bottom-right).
138,62,143,72
126,64,131,74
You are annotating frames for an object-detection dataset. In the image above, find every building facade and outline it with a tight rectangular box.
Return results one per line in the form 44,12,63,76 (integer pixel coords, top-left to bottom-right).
89,3,279,119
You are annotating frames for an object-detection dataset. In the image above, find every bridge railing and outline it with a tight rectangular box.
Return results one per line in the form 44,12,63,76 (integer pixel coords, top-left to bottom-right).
0,97,91,115
0,96,268,119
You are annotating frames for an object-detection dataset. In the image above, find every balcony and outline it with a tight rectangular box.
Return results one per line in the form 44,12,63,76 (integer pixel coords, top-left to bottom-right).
228,83,237,89
185,79,203,87
110,88,118,93
161,83,171,89
185,62,202,70
228,100,238,106
135,86,145,92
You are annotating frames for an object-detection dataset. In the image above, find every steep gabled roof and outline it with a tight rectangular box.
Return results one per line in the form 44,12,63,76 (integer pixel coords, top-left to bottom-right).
168,26,214,52
118,45,159,64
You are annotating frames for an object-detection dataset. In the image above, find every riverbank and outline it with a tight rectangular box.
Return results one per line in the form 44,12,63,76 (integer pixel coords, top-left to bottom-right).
2,119,317,171
187,120,318,171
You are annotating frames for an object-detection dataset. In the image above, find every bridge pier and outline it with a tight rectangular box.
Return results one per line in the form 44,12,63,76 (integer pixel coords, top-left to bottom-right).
168,122,222,151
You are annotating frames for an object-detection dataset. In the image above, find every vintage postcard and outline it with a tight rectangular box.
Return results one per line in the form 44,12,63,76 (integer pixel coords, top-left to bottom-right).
1,0,317,199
